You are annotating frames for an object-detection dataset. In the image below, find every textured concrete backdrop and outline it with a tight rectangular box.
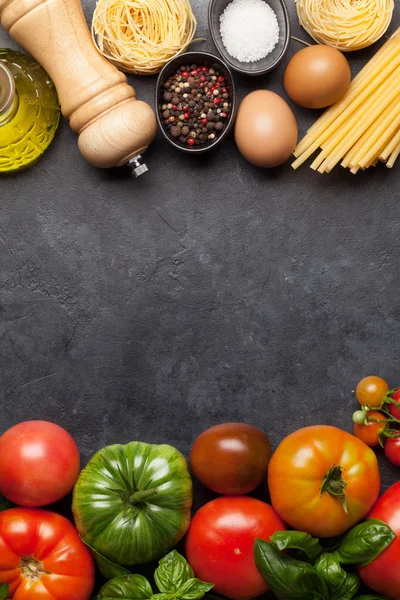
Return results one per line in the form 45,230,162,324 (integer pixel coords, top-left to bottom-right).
0,3,400,593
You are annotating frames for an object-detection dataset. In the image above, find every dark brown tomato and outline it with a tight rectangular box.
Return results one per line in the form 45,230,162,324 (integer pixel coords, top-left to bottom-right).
190,423,271,494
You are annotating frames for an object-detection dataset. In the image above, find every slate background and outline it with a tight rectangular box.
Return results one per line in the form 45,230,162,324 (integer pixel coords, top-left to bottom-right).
1,1,400,597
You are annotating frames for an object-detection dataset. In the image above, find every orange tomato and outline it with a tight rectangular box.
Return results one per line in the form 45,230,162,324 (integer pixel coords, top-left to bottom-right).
356,376,389,408
268,425,380,538
354,410,388,447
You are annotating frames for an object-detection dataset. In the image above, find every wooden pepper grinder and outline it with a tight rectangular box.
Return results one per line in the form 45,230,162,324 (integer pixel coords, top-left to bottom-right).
0,0,157,176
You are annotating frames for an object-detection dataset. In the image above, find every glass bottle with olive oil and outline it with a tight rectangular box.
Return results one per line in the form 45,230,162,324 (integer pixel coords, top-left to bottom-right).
0,49,60,173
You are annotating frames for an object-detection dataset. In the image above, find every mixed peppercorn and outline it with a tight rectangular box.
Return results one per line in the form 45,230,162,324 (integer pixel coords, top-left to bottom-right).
159,64,232,147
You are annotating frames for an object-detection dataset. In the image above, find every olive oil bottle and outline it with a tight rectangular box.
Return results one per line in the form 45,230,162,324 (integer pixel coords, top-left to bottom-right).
0,49,60,173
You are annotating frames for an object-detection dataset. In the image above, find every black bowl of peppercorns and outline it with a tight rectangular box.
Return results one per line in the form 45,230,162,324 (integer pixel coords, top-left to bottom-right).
156,51,237,153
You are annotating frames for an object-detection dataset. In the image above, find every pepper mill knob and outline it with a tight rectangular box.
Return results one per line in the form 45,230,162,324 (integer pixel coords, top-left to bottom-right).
0,0,157,171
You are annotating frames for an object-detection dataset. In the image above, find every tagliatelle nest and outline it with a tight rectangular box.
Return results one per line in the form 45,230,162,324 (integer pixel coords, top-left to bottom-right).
296,0,394,51
92,0,197,75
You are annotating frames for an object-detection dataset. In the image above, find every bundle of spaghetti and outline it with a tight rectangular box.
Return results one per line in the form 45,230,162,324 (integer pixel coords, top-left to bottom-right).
296,0,394,52
92,0,197,75
292,28,400,174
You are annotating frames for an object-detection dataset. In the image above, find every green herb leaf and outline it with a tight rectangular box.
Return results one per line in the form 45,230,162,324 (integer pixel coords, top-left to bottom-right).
354,596,390,599
97,575,153,599
155,551,194,593
151,594,172,600
82,539,131,579
176,578,214,600
315,553,346,591
254,538,329,600
330,573,360,600
0,584,8,600
271,531,323,559
335,519,395,566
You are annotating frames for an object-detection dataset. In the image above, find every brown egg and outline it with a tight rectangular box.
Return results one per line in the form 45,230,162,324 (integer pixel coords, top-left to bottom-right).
234,90,298,168
284,45,351,109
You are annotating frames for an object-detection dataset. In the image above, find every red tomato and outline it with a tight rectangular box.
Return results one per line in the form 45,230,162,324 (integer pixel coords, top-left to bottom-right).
0,508,95,599
0,421,80,506
353,410,388,447
389,390,400,420
358,483,400,598
185,496,286,600
385,437,400,466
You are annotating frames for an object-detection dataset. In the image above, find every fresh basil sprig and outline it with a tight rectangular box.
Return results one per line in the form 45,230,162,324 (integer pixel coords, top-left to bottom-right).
155,550,195,593
152,550,213,600
334,519,395,566
254,518,395,600
271,531,323,559
315,553,346,591
174,578,214,600
0,584,8,600
329,573,360,600
254,538,329,599
94,551,213,600
353,596,390,599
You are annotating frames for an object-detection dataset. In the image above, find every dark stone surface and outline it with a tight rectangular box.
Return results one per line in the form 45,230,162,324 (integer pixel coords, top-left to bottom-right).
1,1,400,597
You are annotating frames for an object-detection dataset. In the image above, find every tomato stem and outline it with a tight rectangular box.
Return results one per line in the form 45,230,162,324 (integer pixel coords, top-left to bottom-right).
130,488,158,504
19,556,50,582
320,465,348,514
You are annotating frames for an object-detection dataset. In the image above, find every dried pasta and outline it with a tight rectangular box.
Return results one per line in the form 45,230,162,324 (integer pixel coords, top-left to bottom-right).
296,0,394,52
92,0,197,75
292,29,400,174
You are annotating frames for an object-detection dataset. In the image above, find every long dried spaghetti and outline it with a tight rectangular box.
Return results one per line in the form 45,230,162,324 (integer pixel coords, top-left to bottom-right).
296,0,394,52
92,0,197,75
292,28,400,174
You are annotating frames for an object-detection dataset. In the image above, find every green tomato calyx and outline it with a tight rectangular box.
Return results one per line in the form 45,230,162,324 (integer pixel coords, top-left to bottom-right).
320,465,348,514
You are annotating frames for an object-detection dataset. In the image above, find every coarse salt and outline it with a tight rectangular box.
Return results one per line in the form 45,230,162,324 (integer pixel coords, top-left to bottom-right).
219,0,280,63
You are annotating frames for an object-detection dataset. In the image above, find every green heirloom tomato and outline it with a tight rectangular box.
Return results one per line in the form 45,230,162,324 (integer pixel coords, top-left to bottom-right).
72,442,193,566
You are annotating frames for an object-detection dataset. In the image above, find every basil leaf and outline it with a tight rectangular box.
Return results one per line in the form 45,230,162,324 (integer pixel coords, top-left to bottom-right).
155,551,194,593
97,575,153,599
335,519,395,566
0,584,8,600
151,595,172,600
271,531,323,559
82,539,131,579
330,573,360,600
254,538,329,600
315,553,346,591
176,579,214,600
354,596,390,599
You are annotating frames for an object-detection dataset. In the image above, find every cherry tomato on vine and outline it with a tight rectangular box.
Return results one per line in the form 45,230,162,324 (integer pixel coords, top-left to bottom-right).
385,437,400,466
388,389,400,420
353,410,388,447
356,376,389,408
